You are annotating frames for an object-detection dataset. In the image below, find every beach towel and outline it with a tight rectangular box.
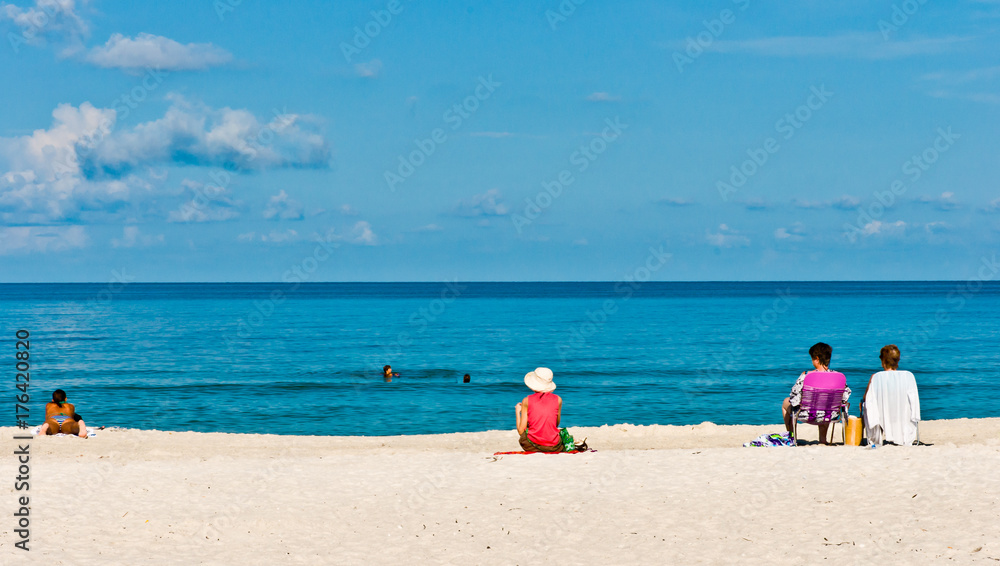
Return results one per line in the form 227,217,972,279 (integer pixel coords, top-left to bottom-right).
864,370,920,446
493,449,594,455
30,425,98,438
743,432,795,447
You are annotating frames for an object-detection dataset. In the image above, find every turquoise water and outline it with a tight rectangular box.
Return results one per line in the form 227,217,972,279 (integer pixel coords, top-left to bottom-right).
2,282,998,435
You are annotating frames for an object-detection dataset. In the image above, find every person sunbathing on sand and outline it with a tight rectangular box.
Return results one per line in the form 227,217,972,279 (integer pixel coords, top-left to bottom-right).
39,389,88,438
781,342,850,444
515,367,563,452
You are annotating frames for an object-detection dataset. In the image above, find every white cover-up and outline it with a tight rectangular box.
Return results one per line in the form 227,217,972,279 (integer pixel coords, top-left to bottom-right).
864,370,920,446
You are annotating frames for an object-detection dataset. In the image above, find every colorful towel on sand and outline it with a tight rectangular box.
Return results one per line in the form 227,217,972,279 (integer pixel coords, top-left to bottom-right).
493,450,594,455
743,432,794,447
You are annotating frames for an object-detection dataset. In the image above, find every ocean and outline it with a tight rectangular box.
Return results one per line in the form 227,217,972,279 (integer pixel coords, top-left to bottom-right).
3,281,998,436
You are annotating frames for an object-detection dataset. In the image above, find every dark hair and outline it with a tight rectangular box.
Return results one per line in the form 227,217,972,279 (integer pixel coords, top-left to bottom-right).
463,374,471,383
880,344,900,370
383,365,391,372
808,342,832,367
52,389,67,407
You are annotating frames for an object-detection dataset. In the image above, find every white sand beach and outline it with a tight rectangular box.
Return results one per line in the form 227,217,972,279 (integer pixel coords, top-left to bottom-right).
2,418,999,565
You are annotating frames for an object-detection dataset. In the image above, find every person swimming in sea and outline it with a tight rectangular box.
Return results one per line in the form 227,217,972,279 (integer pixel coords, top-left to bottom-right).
383,365,399,382
39,389,88,438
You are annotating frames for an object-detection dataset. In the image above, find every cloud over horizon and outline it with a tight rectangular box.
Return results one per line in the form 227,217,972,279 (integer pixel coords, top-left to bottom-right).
85,32,233,71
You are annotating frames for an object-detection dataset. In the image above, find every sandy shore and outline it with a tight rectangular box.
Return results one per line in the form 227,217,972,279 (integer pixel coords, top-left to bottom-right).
2,418,999,565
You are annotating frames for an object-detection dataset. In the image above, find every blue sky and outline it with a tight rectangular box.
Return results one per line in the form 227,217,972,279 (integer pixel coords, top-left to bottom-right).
1,0,998,282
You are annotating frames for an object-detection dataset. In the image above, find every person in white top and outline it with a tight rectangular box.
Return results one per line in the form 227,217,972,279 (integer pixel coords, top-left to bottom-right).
861,344,921,446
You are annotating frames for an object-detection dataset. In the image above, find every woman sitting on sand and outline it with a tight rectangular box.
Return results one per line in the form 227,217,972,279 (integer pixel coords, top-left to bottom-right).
39,389,88,438
515,367,563,452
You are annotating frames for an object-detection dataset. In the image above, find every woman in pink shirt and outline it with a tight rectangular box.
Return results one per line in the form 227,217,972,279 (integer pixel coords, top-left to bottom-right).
515,367,563,452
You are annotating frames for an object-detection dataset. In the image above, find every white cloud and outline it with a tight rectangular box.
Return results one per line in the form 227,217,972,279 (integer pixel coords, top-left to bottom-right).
85,33,232,72
0,225,87,255
861,220,906,237
0,102,143,223
354,59,382,78
924,221,952,234
321,221,378,246
793,195,859,210
347,221,377,245
0,99,330,224
338,204,358,216
237,229,301,243
81,96,331,176
261,229,299,243
658,197,694,207
453,189,508,217
741,197,772,210
920,65,1000,84
702,33,971,60
413,223,443,232
706,224,750,248
586,92,621,102
262,189,304,221
916,191,960,211
111,225,163,248
0,0,89,50
166,179,240,223
774,222,805,241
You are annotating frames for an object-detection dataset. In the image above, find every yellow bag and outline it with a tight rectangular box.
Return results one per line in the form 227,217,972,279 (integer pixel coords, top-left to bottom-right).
845,416,863,446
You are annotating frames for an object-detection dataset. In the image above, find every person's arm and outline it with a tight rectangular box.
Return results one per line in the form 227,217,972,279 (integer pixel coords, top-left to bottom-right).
556,397,562,427
515,397,529,435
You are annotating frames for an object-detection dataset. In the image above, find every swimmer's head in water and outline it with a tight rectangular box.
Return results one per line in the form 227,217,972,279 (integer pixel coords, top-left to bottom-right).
52,389,67,406
463,374,471,383
383,365,391,374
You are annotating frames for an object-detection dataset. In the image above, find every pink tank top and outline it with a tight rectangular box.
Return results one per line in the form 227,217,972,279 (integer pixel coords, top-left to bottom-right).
526,392,561,447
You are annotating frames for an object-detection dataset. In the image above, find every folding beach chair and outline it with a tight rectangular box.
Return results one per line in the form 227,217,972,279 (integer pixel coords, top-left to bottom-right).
791,372,849,444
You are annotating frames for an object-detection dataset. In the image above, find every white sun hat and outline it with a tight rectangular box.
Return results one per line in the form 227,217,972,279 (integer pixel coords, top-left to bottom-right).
524,367,556,393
